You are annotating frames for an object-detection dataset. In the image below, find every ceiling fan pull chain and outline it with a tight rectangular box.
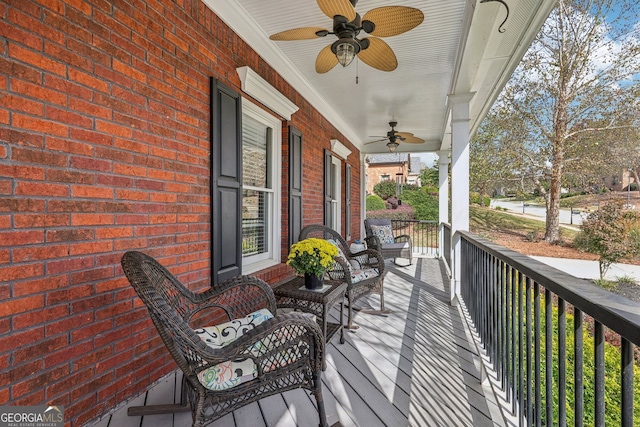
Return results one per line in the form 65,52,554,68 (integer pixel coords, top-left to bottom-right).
356,57,359,84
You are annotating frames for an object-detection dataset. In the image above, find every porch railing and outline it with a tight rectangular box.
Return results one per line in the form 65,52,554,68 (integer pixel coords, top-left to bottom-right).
388,219,439,257
458,230,640,426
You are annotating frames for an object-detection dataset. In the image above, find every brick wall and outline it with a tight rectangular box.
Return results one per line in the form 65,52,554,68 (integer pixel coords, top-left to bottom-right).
0,1,361,425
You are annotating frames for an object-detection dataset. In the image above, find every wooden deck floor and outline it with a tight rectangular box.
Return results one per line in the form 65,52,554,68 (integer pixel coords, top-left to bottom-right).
88,258,505,427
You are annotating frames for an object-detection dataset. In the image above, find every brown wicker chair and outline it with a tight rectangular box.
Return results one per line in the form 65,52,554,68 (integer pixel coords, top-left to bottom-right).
298,225,387,330
364,218,413,265
121,251,329,427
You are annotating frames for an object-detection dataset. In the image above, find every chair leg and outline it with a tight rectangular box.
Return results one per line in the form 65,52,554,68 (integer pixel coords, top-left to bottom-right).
314,375,329,427
345,293,359,330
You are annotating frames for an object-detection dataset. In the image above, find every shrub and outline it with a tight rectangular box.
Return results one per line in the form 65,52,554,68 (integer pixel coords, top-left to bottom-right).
366,203,415,221
366,194,386,211
400,189,438,221
373,181,397,199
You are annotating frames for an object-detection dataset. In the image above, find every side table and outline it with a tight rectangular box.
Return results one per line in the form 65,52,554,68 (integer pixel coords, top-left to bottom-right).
273,277,346,370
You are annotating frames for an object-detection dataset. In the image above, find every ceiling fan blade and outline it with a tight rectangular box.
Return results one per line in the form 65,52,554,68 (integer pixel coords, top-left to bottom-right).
270,27,329,41
358,38,397,72
396,132,425,144
316,44,339,73
364,138,387,145
317,0,356,22
363,7,424,37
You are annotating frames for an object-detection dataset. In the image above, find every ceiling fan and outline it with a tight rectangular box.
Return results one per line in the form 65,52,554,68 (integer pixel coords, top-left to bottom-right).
366,121,425,152
269,0,424,73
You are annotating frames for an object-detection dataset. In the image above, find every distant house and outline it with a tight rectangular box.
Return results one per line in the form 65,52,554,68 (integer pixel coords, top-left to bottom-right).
365,153,423,195
603,168,638,191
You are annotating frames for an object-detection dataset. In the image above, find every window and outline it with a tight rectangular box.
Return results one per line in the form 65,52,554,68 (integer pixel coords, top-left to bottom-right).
241,101,281,272
380,174,391,182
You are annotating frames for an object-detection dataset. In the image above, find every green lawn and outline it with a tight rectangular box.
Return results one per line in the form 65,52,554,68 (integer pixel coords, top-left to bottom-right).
470,205,579,239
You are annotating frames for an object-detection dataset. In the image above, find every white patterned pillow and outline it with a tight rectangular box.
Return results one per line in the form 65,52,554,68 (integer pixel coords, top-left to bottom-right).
195,308,273,390
327,239,352,273
351,268,380,283
370,224,395,244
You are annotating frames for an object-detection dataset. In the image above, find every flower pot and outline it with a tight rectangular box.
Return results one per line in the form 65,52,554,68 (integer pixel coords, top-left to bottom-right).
304,273,324,290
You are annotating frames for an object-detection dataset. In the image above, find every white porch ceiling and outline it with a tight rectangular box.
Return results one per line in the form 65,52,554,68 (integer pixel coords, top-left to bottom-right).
205,0,556,155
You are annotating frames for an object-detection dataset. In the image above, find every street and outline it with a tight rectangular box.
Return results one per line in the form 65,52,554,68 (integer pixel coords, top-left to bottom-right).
490,199,587,226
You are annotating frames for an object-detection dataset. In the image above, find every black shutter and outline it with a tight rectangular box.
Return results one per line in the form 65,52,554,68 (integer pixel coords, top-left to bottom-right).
210,78,242,284
324,149,333,227
289,126,303,245
345,163,352,240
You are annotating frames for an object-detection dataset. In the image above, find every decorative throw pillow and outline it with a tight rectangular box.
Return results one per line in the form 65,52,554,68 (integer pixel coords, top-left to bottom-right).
327,239,352,273
370,224,395,244
194,308,274,391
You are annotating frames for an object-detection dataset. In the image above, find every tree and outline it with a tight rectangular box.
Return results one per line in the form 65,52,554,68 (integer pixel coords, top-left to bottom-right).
419,165,439,187
577,200,640,278
475,0,640,243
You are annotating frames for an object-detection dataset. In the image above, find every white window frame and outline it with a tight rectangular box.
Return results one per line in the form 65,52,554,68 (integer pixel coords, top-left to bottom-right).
330,156,342,234
241,100,282,274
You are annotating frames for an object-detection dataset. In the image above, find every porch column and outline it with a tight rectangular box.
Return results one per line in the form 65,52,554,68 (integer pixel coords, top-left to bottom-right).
437,150,450,255
449,93,475,305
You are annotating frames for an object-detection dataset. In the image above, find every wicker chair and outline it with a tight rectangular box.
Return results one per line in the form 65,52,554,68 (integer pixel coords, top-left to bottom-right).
298,225,387,330
364,218,413,265
121,251,329,427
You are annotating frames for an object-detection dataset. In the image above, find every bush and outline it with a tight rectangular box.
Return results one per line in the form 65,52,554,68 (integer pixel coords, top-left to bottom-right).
366,203,415,221
366,194,386,211
400,189,438,221
469,192,490,206
373,181,397,199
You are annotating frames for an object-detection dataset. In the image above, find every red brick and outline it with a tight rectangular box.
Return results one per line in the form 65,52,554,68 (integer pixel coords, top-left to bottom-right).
10,79,67,107
12,275,69,298
71,184,114,199
14,213,70,228
14,335,69,364
12,304,69,330
12,365,69,398
45,312,93,336
46,256,94,275
46,228,94,242
15,182,69,197
95,227,132,239
0,328,44,353
44,341,94,369
12,244,68,264
70,318,112,342
69,265,113,284
96,277,130,293
0,263,44,282
71,213,114,226
12,113,69,137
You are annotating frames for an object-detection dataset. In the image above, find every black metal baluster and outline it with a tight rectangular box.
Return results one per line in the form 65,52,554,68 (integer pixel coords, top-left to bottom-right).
558,298,566,427
594,322,604,427
534,283,541,427
574,308,583,427
545,289,553,426
621,338,634,427
526,277,532,425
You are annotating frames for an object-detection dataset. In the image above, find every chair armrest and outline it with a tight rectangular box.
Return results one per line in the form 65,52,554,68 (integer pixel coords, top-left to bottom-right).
394,234,412,244
326,257,353,283
364,235,381,251
354,249,385,273
188,275,277,324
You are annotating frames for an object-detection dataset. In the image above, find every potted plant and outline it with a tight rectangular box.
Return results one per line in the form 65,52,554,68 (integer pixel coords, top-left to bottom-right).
286,238,338,289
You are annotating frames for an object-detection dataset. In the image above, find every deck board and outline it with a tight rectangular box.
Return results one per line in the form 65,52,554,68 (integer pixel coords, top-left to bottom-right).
86,258,505,427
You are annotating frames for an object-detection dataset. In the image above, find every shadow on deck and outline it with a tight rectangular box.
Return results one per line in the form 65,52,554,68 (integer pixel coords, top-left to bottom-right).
88,258,504,427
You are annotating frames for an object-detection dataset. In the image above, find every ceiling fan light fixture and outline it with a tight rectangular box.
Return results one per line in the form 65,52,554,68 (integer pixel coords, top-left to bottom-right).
333,38,360,67
387,141,399,152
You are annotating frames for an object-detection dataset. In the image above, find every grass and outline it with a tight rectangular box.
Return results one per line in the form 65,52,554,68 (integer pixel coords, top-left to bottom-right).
470,206,579,239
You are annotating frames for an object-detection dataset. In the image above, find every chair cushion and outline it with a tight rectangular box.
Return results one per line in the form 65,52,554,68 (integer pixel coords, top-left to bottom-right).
351,268,380,284
195,308,273,391
327,239,358,273
370,224,395,244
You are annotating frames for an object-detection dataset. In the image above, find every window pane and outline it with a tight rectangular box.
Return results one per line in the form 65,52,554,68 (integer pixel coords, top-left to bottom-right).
242,115,271,188
242,189,269,256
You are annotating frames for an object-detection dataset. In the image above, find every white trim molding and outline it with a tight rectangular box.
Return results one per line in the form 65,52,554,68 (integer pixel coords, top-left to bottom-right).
331,139,352,160
236,66,299,120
